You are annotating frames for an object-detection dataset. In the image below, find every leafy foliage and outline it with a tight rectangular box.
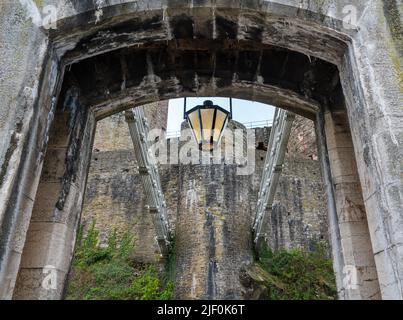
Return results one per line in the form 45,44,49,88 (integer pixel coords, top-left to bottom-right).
256,244,337,300
163,235,176,284
66,221,173,300
67,222,335,300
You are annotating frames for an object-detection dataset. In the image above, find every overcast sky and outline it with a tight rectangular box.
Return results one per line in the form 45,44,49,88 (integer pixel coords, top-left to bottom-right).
167,97,275,133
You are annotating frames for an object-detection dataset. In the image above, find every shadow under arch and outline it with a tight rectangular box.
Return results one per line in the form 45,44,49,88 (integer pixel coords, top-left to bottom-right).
61,39,341,121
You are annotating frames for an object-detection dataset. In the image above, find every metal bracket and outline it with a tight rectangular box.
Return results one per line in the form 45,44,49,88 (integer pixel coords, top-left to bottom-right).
253,108,295,246
125,107,172,256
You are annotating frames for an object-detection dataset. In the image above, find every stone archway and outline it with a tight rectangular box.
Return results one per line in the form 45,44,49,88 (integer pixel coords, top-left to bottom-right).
0,1,401,300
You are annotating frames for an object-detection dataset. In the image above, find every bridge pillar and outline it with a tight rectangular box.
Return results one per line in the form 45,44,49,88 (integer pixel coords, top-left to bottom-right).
321,108,381,300
12,93,96,300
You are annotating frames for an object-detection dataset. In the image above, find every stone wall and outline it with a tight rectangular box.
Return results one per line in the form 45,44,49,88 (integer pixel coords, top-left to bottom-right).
250,117,328,252
268,157,329,251
288,116,318,160
175,162,253,299
172,120,254,299
81,101,168,263
78,105,329,298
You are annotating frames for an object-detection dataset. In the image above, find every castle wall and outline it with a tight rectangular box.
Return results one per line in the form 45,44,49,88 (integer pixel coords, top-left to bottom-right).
251,117,328,252
79,108,329,298
81,101,168,262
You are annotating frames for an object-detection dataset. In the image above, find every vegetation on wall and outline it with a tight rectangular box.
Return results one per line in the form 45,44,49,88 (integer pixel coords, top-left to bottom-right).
66,221,173,300
67,220,335,300
249,244,337,300
164,235,177,287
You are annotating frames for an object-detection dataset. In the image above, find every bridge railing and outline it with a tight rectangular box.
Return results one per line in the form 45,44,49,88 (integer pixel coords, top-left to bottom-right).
165,119,273,139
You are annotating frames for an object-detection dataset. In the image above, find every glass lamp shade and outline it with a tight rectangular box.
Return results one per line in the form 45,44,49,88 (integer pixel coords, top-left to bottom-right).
185,100,231,151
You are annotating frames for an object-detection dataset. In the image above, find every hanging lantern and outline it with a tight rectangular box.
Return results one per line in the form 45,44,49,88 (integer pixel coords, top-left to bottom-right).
185,100,232,152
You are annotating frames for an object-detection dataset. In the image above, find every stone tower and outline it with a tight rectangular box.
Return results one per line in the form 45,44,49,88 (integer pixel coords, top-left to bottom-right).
174,121,254,299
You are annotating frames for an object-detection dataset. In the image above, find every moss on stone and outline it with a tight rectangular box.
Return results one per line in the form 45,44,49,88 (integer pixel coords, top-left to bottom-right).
33,0,44,8
382,0,402,42
389,45,403,92
380,0,403,91
208,207,226,221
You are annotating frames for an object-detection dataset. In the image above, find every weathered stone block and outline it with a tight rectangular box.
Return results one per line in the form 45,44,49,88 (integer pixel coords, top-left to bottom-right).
18,222,74,273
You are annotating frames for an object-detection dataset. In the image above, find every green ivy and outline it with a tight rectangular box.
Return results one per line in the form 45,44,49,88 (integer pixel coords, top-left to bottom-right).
66,220,173,300
129,266,173,300
257,244,337,300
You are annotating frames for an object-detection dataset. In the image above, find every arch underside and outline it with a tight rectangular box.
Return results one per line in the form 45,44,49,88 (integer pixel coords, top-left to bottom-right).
53,4,348,119
61,41,343,120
